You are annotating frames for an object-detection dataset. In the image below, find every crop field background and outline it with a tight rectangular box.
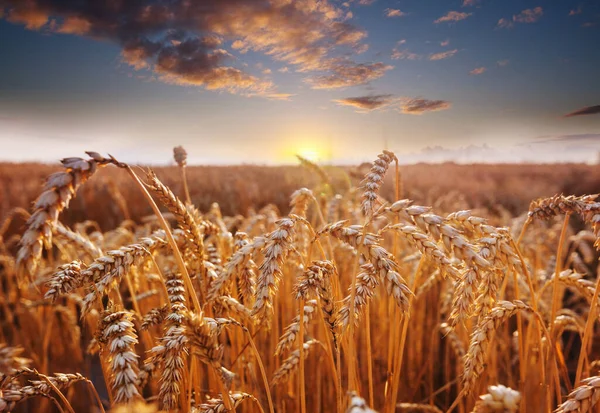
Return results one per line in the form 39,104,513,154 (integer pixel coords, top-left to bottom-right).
1,150,600,413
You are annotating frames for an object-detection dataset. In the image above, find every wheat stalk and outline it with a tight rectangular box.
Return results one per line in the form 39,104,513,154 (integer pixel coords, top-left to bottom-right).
271,339,318,386
472,384,521,413
275,299,318,356
193,392,259,413
0,369,86,412
252,217,297,323
16,152,114,276
361,150,396,216
463,300,533,394
97,310,141,404
555,376,600,412
346,391,378,413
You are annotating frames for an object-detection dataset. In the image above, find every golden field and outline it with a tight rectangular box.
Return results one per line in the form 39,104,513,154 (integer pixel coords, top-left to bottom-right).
1,149,600,413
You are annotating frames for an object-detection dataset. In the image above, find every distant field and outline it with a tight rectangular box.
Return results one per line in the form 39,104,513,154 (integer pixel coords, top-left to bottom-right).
1,161,598,232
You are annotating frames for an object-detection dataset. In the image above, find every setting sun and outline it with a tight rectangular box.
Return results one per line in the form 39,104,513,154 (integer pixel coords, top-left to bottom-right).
275,138,332,164
297,148,322,162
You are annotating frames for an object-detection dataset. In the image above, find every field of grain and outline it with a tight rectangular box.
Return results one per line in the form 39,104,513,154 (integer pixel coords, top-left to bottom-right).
1,148,600,413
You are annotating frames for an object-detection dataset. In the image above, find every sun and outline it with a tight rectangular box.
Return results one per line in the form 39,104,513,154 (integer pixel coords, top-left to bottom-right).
296,148,322,162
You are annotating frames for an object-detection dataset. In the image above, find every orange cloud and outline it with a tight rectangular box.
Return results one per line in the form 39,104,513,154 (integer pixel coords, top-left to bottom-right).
498,7,543,28
0,0,383,97
333,95,451,115
434,11,472,24
391,49,421,60
308,60,393,89
385,9,406,18
441,39,450,47
469,67,486,75
5,4,48,30
57,16,91,35
333,94,395,111
513,7,543,23
429,49,459,61
462,0,480,6
399,98,451,115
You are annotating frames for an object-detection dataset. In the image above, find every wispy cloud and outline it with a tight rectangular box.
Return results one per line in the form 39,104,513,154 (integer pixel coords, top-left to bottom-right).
429,49,459,61
385,9,407,18
498,7,543,28
569,6,582,16
0,0,381,97
462,0,480,7
469,67,486,75
532,134,600,143
307,61,393,89
333,95,451,115
514,7,543,23
564,105,600,117
497,59,510,67
399,98,451,115
496,18,514,29
434,11,472,24
440,39,450,47
333,94,395,111
391,49,421,60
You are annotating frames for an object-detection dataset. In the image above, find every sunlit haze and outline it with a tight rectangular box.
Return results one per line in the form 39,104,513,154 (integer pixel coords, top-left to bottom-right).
0,0,599,164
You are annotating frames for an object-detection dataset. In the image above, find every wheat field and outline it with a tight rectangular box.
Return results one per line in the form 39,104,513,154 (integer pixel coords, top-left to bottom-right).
1,148,600,413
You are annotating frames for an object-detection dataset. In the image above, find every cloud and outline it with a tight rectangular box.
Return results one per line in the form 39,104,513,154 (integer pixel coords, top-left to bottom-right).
469,67,486,75
532,134,600,143
462,0,480,6
333,94,395,111
496,18,514,29
333,95,451,115
564,105,600,117
513,7,543,23
399,98,451,115
391,49,421,60
440,39,450,47
358,0,376,5
498,7,543,28
429,49,459,61
278,67,289,73
497,59,510,67
434,11,472,24
0,0,380,96
569,7,582,16
385,9,406,18
5,5,48,29
307,60,393,89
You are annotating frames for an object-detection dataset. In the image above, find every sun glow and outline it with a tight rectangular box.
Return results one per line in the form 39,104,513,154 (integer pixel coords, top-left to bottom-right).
296,148,322,162
276,139,331,164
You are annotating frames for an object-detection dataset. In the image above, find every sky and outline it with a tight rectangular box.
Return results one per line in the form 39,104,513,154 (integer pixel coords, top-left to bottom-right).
0,0,599,165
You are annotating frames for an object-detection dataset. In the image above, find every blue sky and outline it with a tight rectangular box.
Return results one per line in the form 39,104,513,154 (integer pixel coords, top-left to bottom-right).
0,0,599,164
